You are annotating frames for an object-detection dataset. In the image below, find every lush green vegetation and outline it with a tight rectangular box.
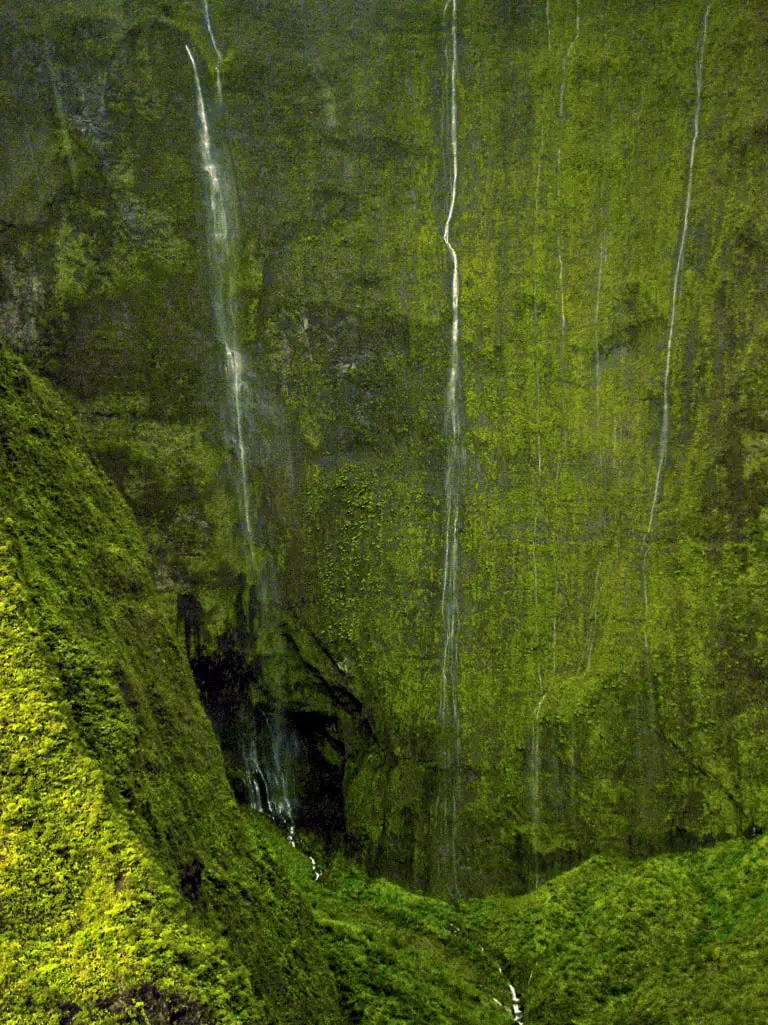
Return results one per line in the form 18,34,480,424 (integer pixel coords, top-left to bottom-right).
0,349,340,1023
273,820,768,1025
2,342,768,1020
5,0,766,890
467,833,768,1024
2,0,768,1018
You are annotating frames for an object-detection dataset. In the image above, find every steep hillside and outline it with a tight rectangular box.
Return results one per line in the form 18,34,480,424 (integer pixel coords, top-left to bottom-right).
0,347,341,1023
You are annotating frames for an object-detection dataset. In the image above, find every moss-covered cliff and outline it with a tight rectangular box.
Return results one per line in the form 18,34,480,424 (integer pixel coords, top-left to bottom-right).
2,0,767,903
0,347,342,1022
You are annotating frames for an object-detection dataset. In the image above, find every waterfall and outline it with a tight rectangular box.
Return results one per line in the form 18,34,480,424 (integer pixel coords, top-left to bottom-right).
242,714,322,880
494,966,525,1023
645,3,711,539
555,1,580,352
643,2,710,656
437,0,462,899
531,691,547,888
593,233,607,433
508,983,525,1024
242,714,295,824
186,45,255,570
545,0,552,54
558,0,581,118
243,734,272,814
202,0,224,103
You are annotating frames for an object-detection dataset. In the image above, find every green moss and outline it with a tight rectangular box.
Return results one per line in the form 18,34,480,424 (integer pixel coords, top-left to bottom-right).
466,834,768,1024
2,0,768,900
0,348,341,1023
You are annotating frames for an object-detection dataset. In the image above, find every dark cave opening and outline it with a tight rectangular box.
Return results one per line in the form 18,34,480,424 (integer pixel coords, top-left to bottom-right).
191,645,347,849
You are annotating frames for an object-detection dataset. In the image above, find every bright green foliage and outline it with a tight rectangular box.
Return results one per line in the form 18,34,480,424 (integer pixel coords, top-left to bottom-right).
310,875,512,1025
264,832,524,1025
262,826,768,1025
0,348,341,1023
466,834,768,1024
218,0,768,891
3,0,768,1019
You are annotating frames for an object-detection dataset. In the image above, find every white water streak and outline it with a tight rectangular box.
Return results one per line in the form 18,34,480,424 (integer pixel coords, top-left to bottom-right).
545,1,552,54
559,0,581,118
551,615,557,674
557,235,567,345
439,0,461,746
202,0,224,102
530,127,545,688
555,146,566,348
645,5,710,538
533,126,545,477
555,2,580,349
509,984,525,1024
438,0,461,897
531,691,547,889
584,563,601,670
593,234,607,429
186,45,254,567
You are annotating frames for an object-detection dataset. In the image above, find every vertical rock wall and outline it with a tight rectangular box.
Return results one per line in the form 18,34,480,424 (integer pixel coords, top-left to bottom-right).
2,0,767,895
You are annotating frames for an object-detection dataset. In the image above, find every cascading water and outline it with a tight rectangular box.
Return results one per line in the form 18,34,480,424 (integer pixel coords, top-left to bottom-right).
496,968,525,1024
558,0,581,119
545,0,552,53
202,0,224,104
436,0,462,900
480,942,526,1024
645,3,711,542
593,232,607,436
242,714,295,822
530,691,547,887
639,4,710,797
186,44,255,571
555,0,581,352
643,3,710,652
189,12,302,860
240,712,322,879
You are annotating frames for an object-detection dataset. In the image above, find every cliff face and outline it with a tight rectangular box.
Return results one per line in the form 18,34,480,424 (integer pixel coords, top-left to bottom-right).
2,0,767,897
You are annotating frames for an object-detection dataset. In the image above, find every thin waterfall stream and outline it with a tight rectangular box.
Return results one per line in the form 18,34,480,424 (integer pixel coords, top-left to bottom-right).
643,3,710,656
188,31,318,877
479,942,526,1023
202,0,224,103
645,2,711,542
189,36,319,873
531,691,547,888
639,2,710,774
555,0,581,353
437,0,462,899
186,44,255,571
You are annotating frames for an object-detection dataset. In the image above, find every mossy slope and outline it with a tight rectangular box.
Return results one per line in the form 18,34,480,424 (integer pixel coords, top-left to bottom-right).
0,347,341,1023
467,833,768,1024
